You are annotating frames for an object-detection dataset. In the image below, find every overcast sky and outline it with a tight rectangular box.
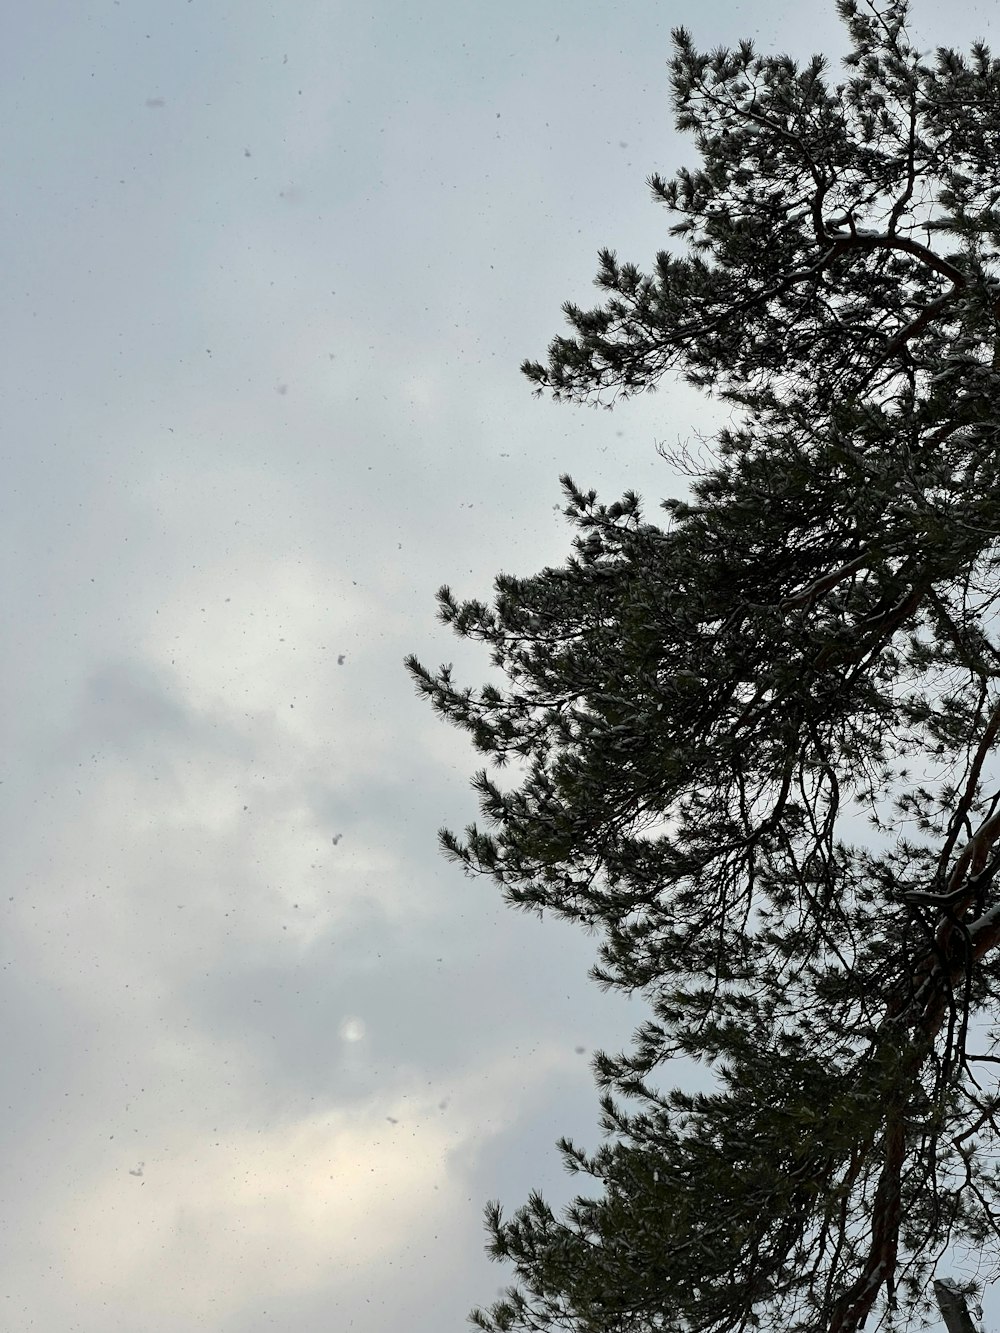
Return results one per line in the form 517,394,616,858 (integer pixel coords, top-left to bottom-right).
2,3,997,1331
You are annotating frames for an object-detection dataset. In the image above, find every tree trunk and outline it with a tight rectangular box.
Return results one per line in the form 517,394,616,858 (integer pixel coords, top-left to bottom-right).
933,1280,979,1333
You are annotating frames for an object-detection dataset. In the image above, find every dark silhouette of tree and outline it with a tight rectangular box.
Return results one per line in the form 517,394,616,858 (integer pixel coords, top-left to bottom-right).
407,3,1000,1329
933,1279,981,1333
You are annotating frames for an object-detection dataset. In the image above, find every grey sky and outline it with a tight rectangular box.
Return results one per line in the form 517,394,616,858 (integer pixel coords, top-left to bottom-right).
2,2,995,1330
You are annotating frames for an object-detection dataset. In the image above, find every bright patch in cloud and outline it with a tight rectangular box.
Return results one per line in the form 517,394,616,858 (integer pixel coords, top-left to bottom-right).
339,1015,366,1043
42,1044,576,1331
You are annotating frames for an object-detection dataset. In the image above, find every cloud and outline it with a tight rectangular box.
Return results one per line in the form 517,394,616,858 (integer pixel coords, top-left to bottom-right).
33,1043,578,1331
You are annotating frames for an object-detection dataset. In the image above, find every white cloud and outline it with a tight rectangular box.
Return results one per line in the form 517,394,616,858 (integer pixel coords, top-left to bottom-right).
33,1044,577,1332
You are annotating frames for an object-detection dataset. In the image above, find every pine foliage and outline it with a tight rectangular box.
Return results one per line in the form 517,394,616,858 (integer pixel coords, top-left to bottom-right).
407,3,1000,1329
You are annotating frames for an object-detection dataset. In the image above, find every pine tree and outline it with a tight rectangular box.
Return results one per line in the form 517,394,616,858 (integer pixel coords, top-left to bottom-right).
406,3,1000,1329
